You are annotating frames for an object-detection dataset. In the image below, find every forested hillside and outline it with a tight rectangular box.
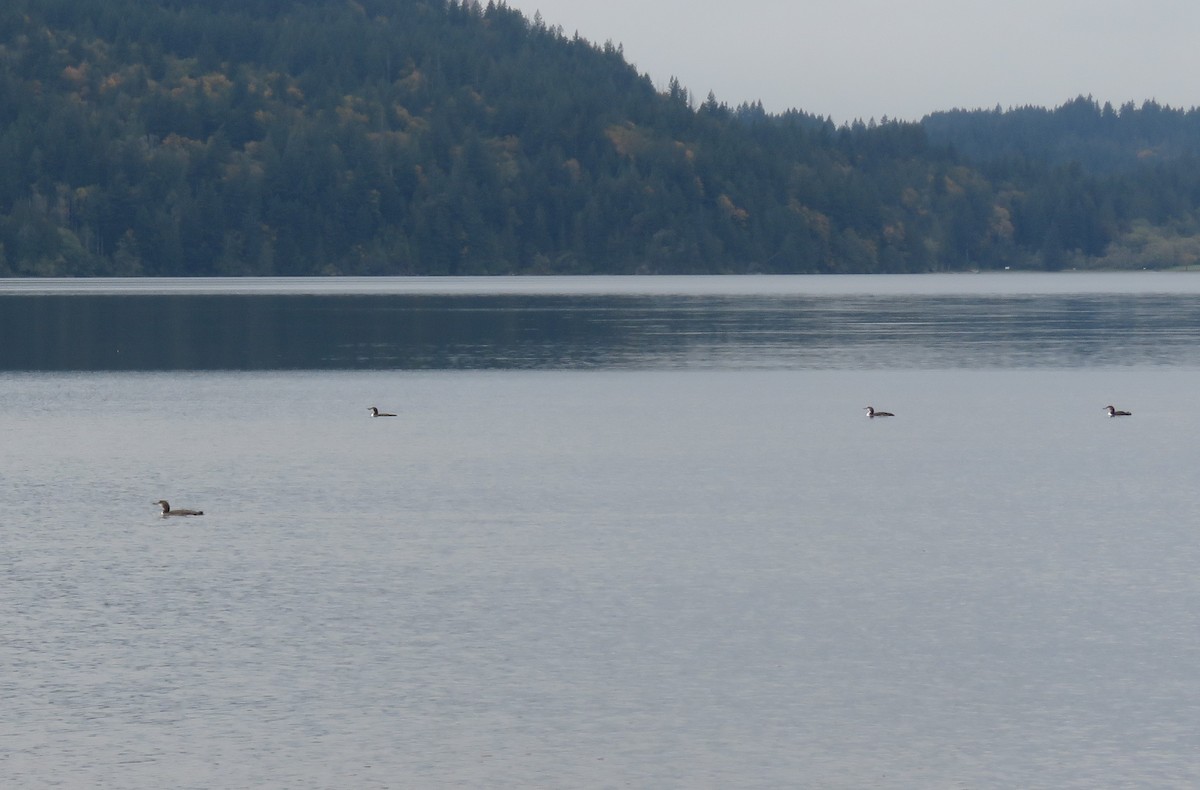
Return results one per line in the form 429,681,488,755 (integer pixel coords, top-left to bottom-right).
925,96,1200,175
2,0,1199,275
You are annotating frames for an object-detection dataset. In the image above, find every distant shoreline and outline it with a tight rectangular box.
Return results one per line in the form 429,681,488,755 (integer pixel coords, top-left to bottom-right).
2,270,1198,298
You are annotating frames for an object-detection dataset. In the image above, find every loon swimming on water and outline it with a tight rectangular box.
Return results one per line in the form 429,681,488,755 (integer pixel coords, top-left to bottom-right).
155,500,204,517
1104,405,1132,417
368,406,397,417
864,406,895,418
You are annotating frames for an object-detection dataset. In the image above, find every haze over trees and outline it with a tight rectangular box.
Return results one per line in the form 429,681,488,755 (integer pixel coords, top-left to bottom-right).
2,0,1199,276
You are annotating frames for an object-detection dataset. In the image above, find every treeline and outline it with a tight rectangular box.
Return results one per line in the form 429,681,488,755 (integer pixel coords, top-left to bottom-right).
1,0,1199,276
925,96,1200,174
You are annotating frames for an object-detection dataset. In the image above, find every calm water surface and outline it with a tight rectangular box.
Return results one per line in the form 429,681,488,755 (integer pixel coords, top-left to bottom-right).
4,273,1200,788
4,271,1200,371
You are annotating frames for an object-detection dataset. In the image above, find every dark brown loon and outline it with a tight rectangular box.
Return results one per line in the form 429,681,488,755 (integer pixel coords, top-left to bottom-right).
864,406,895,418
368,406,397,417
1104,405,1132,417
155,500,204,517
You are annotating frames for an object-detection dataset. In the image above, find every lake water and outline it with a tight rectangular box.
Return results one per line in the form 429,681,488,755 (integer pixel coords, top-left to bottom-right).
4,273,1200,788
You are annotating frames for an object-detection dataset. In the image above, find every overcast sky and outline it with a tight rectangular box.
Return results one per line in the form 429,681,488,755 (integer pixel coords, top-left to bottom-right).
502,0,1200,123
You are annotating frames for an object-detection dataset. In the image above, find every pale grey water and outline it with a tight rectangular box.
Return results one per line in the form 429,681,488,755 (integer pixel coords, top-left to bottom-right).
4,274,1200,788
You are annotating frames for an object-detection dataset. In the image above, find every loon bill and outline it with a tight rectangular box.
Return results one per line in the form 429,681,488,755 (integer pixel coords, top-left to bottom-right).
155,500,204,517
864,406,894,418
368,406,397,417
1104,405,1132,417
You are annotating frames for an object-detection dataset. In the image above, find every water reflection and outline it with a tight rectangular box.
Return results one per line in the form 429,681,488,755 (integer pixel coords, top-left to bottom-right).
3,290,1200,371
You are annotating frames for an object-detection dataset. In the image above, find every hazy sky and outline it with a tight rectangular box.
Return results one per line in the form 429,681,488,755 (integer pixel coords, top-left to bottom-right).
502,0,1200,122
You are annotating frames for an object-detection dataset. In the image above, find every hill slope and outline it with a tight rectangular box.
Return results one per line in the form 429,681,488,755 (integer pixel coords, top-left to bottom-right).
2,0,1199,275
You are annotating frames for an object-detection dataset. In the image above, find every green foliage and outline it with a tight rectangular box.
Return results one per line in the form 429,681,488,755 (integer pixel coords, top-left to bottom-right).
0,1,1198,275
925,96,1200,174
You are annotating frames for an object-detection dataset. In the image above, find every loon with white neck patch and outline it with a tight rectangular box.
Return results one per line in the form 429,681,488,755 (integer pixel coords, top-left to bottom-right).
368,406,397,417
864,406,894,418
1104,405,1132,417
155,500,204,517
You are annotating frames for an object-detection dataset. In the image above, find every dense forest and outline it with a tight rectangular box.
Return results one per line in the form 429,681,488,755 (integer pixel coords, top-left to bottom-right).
2,0,1200,276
